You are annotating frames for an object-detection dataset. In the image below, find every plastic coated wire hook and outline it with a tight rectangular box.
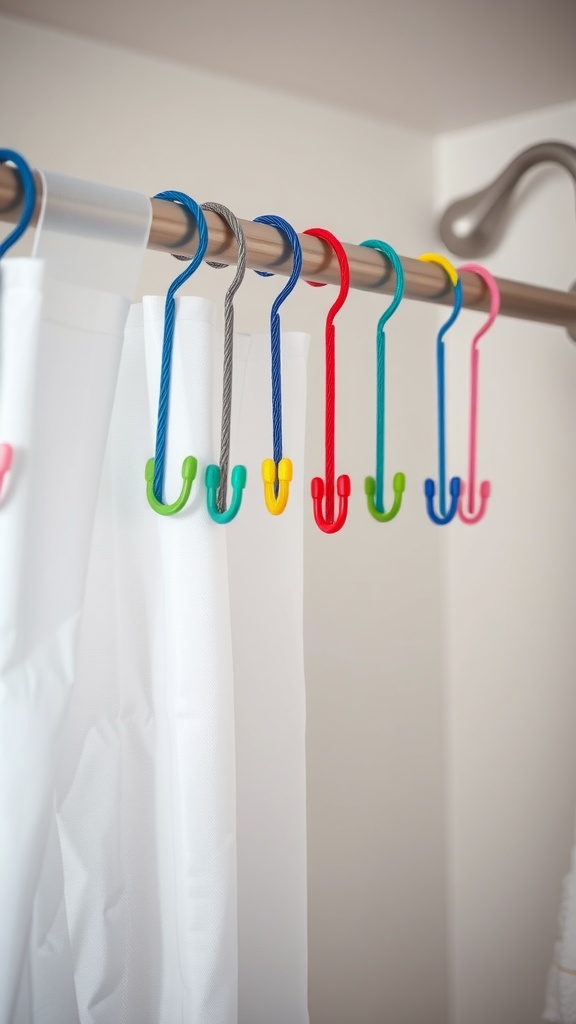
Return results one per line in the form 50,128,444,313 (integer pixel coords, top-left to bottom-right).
253,214,302,515
201,202,248,524
0,444,12,502
304,227,351,534
456,263,500,525
0,150,36,502
172,207,247,522
145,192,208,516
0,150,36,259
360,239,405,523
418,253,463,525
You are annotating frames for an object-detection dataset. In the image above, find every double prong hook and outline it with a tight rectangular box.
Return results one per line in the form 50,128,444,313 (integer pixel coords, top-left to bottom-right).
253,215,302,516
360,239,405,523
0,445,13,502
456,263,500,525
418,253,462,525
201,201,248,524
146,191,208,516
262,458,293,516
304,228,351,534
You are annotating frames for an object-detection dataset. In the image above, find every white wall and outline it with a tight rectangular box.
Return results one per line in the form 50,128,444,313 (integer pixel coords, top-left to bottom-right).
437,100,576,1024
0,16,449,1023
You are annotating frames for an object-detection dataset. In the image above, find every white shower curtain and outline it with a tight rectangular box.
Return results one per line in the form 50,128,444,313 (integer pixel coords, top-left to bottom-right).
0,175,309,1024
545,832,576,1023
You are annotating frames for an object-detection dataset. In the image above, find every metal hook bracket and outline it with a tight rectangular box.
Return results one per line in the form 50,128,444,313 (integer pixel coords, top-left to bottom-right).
438,141,576,344
568,282,576,343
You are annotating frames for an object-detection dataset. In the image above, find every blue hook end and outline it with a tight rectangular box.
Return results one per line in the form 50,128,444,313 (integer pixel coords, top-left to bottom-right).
424,476,461,525
449,476,461,499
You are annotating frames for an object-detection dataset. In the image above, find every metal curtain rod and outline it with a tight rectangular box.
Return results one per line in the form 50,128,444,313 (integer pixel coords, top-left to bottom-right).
1,164,576,338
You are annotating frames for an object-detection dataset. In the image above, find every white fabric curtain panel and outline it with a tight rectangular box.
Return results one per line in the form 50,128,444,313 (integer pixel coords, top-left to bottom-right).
0,175,309,1024
545,829,576,1023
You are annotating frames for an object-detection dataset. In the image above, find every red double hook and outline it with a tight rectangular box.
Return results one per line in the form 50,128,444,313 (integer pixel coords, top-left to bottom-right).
304,227,351,534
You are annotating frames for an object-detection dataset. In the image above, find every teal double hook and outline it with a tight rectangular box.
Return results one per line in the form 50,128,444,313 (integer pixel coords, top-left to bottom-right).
205,463,247,523
360,239,405,523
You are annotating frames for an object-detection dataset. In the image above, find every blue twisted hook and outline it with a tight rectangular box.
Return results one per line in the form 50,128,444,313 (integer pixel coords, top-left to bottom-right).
419,253,463,525
0,150,36,258
360,239,405,522
145,192,208,515
254,215,302,513
0,151,36,502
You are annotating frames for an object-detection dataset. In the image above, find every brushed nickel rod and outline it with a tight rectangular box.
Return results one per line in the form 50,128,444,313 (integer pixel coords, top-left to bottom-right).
1,164,575,334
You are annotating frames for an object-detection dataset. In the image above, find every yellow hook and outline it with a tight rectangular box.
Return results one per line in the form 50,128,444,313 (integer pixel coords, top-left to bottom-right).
262,457,293,515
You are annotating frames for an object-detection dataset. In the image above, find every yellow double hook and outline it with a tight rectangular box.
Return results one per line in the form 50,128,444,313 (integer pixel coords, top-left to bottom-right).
262,457,293,515
253,213,302,516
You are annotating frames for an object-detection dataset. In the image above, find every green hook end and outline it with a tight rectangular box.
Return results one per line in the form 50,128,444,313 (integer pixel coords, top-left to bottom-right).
392,471,406,494
182,456,198,482
145,455,197,516
365,472,405,523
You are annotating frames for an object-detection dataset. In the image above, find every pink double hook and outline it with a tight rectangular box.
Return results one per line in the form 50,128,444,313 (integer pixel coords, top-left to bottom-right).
457,263,500,525
0,444,12,502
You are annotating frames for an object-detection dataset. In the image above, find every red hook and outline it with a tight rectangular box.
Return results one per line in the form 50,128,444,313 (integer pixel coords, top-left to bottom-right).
304,227,351,534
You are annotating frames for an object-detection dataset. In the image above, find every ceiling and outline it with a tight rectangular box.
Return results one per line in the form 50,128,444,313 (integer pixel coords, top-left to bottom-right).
2,0,576,132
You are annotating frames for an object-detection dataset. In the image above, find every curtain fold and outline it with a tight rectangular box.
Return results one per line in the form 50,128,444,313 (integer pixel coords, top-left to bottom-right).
0,259,136,1023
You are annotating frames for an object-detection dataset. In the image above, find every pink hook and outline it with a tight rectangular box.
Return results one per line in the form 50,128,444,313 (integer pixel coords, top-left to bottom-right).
0,444,13,500
457,264,500,525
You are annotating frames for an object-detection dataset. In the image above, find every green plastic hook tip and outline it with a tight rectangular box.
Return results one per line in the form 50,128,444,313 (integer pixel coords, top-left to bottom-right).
364,472,406,523
392,472,406,494
145,455,198,516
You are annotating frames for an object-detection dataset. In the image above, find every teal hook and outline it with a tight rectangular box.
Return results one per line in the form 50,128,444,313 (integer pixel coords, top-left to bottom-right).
360,239,405,523
205,464,247,524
